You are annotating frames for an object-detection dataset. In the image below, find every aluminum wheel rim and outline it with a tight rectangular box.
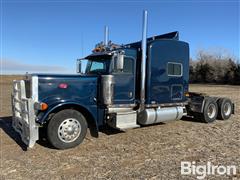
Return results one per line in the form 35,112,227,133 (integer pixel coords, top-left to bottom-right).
223,102,231,116
207,104,216,119
58,118,81,143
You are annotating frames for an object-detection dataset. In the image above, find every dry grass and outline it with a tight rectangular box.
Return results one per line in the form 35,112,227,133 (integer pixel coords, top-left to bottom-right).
0,75,240,179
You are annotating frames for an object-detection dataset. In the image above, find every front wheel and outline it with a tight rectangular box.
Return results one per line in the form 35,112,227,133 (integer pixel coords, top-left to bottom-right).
47,109,87,149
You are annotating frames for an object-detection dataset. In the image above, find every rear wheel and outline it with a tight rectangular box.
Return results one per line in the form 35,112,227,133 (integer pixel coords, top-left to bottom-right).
217,98,232,120
200,98,218,123
47,109,87,149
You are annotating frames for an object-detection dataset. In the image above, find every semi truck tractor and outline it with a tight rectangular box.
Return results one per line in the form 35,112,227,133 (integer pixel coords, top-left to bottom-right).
11,11,234,149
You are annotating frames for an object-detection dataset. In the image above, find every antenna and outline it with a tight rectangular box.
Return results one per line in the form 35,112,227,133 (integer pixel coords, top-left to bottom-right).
81,32,84,57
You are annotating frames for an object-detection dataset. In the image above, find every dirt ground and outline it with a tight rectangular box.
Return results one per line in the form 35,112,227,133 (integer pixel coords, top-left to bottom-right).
0,75,240,180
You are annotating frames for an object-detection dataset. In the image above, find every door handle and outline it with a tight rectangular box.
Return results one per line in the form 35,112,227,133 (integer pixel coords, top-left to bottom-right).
128,92,133,98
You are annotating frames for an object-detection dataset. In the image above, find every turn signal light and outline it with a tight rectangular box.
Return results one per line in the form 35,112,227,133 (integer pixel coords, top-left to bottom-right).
40,103,48,110
185,92,190,97
34,102,48,111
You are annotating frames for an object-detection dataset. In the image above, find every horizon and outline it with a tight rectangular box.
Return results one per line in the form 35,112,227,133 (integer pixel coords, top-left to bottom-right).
1,0,239,74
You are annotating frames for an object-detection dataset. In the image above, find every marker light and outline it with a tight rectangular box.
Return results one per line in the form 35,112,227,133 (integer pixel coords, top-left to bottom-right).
58,83,68,89
40,103,48,111
35,102,48,111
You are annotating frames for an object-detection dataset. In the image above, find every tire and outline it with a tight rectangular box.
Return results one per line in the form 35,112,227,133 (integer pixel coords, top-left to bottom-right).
200,98,218,123
47,109,87,149
217,98,233,120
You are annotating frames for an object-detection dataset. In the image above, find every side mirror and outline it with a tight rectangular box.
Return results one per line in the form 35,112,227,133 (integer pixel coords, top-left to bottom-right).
76,59,81,73
115,52,124,70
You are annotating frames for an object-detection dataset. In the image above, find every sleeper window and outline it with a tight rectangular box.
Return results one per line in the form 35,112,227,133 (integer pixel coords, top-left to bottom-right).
168,63,182,76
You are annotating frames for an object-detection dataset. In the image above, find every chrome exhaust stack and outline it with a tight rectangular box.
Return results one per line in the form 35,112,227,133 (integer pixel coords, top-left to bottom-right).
140,10,148,111
104,26,109,46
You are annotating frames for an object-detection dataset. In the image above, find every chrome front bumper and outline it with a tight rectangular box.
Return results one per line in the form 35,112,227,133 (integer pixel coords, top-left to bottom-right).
12,80,39,148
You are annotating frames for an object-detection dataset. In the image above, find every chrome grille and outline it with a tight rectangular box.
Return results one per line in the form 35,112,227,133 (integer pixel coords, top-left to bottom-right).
24,79,31,98
11,79,39,148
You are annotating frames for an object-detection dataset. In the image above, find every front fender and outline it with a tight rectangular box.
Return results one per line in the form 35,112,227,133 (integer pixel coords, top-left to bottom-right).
36,101,99,128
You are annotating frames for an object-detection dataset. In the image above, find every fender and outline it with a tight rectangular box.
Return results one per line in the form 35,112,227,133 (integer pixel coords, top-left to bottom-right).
36,101,99,131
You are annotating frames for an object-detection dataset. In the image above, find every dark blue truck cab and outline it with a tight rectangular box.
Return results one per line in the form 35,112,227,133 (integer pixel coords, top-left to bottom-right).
11,11,234,149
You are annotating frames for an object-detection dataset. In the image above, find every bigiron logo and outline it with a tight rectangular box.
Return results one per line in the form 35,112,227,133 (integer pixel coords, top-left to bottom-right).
181,161,237,179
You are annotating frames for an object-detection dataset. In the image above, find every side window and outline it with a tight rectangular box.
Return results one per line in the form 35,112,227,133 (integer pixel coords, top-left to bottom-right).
168,62,182,76
123,57,134,73
113,57,134,74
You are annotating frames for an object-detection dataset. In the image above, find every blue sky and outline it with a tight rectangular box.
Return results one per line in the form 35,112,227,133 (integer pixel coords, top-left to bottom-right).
1,0,239,74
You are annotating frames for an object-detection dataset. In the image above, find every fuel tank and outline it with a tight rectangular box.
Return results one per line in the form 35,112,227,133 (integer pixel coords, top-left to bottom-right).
137,106,185,125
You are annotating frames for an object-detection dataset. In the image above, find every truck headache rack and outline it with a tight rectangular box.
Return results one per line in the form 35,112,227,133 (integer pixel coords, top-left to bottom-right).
12,80,39,148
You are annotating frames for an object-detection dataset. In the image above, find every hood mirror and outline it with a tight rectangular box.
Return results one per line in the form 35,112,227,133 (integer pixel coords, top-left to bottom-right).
76,59,82,73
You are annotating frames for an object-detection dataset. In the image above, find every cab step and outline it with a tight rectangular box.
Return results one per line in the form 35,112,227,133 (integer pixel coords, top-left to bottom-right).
107,110,140,130
117,123,140,130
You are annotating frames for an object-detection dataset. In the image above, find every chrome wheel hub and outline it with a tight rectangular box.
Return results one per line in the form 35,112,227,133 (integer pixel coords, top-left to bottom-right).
207,104,216,119
58,118,81,143
223,102,231,116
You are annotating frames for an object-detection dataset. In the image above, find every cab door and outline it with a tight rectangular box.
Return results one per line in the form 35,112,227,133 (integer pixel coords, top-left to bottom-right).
112,56,136,104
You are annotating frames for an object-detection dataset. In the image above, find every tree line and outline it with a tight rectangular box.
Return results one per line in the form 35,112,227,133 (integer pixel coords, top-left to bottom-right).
189,50,240,85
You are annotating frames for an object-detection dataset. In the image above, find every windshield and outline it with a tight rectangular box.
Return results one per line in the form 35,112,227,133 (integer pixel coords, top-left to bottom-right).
81,57,111,75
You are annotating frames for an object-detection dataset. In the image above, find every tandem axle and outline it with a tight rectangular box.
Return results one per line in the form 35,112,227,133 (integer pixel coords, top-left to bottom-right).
11,11,234,149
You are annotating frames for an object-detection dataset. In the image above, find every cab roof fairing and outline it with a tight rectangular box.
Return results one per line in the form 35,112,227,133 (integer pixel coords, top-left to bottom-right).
79,31,179,60
124,31,179,49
